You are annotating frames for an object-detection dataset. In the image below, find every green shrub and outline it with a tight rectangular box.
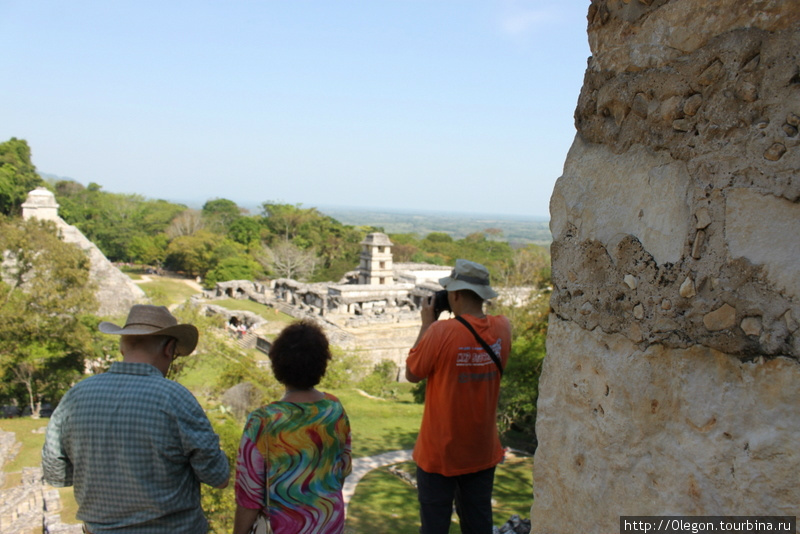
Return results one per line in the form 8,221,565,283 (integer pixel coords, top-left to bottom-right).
357,359,400,399
411,379,426,404
496,294,549,452
201,413,241,533
204,255,264,288
320,348,369,389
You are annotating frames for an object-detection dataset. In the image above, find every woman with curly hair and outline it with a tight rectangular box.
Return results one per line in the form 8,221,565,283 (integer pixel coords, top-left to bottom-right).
233,320,352,534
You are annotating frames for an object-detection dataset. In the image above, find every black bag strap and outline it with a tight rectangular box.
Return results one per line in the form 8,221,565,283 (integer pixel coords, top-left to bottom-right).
454,316,503,377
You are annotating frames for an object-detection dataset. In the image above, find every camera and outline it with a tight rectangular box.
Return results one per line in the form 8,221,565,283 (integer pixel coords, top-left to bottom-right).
432,289,451,318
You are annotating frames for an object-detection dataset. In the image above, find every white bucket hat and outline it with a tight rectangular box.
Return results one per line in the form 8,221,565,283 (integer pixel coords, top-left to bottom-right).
99,305,199,356
438,259,498,300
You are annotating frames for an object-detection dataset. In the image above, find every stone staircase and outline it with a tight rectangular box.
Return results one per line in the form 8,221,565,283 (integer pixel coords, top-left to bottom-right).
0,430,81,534
236,331,258,350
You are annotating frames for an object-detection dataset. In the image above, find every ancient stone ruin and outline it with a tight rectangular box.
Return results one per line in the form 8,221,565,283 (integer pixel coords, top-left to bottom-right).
532,2,799,532
0,429,80,534
203,234,455,370
357,232,395,285
21,187,146,317
205,232,539,375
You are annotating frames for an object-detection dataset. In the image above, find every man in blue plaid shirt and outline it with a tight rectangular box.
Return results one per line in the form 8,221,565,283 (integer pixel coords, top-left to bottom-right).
42,305,230,534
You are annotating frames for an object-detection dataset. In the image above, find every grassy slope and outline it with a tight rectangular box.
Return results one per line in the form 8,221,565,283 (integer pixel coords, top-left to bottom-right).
347,457,533,534
0,417,80,524
333,387,422,458
339,386,533,532
138,278,200,308
211,298,294,323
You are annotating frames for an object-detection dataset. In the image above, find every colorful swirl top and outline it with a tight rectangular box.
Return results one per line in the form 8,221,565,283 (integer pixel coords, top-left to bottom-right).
235,393,352,534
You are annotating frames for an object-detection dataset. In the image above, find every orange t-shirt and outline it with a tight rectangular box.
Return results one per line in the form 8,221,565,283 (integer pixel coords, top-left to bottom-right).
406,314,511,476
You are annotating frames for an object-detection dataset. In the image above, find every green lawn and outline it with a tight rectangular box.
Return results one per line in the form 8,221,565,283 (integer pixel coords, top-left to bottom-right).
212,299,295,324
493,454,535,523
0,417,48,477
177,347,233,396
331,387,533,532
345,457,533,533
346,463,419,533
117,264,144,280
331,387,422,458
138,278,201,307
0,418,80,524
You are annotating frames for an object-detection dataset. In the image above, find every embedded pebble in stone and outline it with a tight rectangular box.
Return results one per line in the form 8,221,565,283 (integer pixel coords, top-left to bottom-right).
660,96,683,122
673,119,692,132
740,317,762,337
624,274,637,289
784,310,799,333
703,304,736,331
691,230,705,259
680,277,696,298
698,60,723,85
695,207,711,229
632,93,650,118
683,94,703,116
764,143,787,161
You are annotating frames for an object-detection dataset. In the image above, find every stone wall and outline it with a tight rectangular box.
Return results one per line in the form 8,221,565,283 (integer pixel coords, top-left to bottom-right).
0,430,81,534
532,1,799,532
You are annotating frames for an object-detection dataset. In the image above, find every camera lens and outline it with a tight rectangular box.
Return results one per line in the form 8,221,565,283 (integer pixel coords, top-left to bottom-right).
433,290,450,317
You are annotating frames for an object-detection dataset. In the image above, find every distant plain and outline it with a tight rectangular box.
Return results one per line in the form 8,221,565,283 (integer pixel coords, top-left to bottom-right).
313,206,552,246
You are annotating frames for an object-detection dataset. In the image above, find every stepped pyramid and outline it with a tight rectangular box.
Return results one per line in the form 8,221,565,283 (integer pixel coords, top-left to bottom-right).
22,187,146,317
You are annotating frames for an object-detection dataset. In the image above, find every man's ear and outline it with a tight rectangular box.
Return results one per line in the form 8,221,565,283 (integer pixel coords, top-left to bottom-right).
165,338,177,358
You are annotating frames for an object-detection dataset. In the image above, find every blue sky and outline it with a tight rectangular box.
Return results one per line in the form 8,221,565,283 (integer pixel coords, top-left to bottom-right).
1,1,590,218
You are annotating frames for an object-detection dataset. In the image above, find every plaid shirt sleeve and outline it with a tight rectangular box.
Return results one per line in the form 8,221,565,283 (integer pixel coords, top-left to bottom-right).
172,386,230,488
41,390,74,487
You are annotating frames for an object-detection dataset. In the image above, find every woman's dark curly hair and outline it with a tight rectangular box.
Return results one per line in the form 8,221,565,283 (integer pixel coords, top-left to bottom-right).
268,319,331,389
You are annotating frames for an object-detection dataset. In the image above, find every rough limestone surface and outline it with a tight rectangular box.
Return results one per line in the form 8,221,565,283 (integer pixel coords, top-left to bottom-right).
532,1,800,532
56,221,147,317
535,321,800,523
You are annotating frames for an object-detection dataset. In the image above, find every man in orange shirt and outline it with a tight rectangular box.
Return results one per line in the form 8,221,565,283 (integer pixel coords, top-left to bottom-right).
406,259,512,534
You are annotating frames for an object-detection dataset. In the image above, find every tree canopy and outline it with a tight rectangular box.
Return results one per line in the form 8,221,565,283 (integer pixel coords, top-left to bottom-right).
202,198,244,233
0,216,105,413
6,137,549,291
47,166,545,289
55,180,186,263
0,138,45,216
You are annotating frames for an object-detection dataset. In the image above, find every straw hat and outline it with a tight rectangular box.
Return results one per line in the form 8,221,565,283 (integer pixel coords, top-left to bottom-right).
99,305,199,356
438,259,498,300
